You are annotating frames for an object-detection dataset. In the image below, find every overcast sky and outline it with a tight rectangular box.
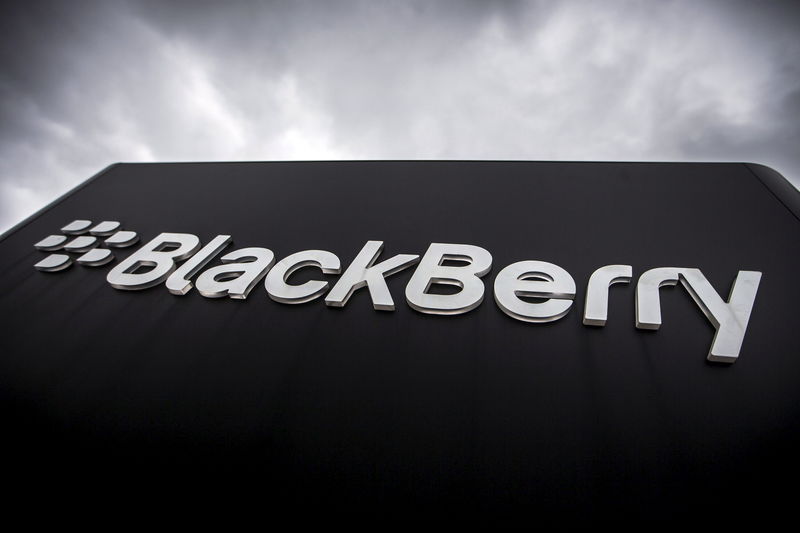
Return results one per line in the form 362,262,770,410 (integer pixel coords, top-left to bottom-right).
1,0,799,233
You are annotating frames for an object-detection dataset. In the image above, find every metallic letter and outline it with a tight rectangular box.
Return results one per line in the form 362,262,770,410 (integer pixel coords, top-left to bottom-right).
405,243,492,315
166,235,232,295
635,267,683,330
583,264,632,326
635,267,762,363
195,247,275,300
107,233,200,290
680,269,761,363
325,241,419,311
266,250,341,304
494,260,576,322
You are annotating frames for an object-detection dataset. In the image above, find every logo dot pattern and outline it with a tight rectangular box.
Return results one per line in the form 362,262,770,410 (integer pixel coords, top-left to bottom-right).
34,220,139,272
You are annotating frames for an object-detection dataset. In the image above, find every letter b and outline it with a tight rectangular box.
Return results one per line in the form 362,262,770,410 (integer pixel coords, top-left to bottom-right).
107,233,200,290
405,243,492,315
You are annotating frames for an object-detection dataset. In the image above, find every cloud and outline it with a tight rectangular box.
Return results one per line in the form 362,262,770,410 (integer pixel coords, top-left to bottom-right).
1,0,799,232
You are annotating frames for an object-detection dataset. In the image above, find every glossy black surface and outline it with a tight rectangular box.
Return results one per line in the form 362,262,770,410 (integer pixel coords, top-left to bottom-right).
0,161,798,523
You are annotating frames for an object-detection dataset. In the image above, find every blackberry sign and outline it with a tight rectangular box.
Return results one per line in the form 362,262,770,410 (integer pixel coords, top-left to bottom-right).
0,161,798,523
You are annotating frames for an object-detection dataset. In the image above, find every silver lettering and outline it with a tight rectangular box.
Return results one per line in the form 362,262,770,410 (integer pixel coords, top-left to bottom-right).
166,235,232,295
583,265,632,326
635,267,762,363
266,250,341,304
195,247,275,300
405,243,492,315
494,260,576,322
107,233,200,290
325,241,419,311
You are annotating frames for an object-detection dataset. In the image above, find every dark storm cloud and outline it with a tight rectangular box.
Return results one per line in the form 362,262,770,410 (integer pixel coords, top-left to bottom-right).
1,0,799,232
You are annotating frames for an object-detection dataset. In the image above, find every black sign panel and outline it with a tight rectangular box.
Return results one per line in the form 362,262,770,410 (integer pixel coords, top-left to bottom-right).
0,162,798,524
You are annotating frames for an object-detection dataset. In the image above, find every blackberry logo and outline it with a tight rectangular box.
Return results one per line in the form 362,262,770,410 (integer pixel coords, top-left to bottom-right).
31,227,763,363
33,219,139,272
